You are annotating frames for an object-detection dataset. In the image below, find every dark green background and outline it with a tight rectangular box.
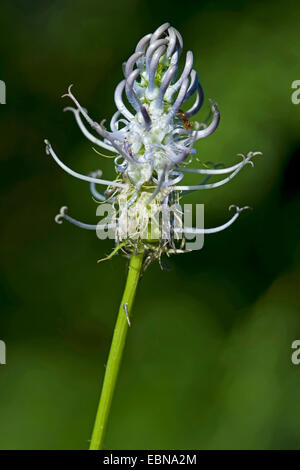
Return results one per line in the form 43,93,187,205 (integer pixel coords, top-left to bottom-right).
1,0,300,449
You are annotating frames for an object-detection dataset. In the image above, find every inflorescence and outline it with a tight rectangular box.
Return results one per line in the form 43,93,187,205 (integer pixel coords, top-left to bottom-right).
45,22,261,265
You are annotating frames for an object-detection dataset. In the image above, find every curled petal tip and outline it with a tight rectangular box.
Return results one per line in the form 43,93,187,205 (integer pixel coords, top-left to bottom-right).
44,139,51,154
55,206,68,224
237,151,262,168
229,204,252,213
89,169,103,178
63,106,76,113
61,84,74,99
151,23,170,42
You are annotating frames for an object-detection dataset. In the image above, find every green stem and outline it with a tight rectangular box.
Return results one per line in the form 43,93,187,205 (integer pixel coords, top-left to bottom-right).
89,250,144,450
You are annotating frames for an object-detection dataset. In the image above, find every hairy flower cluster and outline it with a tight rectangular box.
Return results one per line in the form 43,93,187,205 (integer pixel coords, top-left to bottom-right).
45,23,261,262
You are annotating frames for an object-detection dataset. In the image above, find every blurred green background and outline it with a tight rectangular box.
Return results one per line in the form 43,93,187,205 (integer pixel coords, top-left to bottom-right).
0,0,300,450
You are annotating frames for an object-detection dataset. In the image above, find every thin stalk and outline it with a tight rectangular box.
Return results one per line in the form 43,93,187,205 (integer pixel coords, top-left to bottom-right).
89,250,144,450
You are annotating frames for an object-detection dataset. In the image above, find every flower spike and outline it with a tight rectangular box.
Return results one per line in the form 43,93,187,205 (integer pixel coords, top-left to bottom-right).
47,23,261,260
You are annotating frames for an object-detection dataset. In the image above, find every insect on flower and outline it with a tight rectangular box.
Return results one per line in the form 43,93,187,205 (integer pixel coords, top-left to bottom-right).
45,22,262,266
177,109,191,131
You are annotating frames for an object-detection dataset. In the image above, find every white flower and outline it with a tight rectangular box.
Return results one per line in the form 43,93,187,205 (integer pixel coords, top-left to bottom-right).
45,23,261,261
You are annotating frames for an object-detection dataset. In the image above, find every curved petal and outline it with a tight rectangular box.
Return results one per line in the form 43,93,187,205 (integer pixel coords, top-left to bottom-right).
178,206,251,234
64,107,117,153
193,100,220,140
45,140,125,188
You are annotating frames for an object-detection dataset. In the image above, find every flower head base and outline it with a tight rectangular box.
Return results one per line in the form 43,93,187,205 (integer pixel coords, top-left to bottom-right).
45,23,261,264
